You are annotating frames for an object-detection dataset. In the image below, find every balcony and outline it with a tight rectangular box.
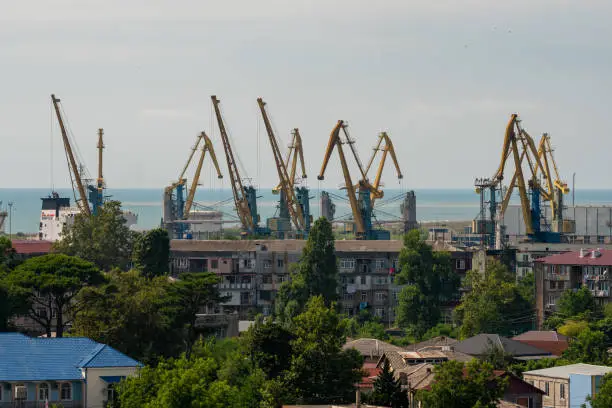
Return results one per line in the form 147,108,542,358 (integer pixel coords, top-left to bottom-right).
546,273,569,281
592,290,610,298
218,283,252,290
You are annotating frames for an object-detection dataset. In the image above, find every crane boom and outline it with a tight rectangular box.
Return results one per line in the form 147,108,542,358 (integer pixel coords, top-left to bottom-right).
183,132,223,217
318,121,366,238
257,98,306,233
364,132,403,206
274,128,307,194
211,95,255,232
51,94,91,216
97,128,104,191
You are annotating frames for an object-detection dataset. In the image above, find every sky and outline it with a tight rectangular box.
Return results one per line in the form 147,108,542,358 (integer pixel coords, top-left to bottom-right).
1,0,611,191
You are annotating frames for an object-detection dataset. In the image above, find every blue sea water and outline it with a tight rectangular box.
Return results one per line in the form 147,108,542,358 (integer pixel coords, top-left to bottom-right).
1,187,612,234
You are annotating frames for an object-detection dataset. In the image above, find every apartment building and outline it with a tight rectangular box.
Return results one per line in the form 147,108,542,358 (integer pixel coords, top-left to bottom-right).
534,248,612,328
523,363,612,408
170,239,473,320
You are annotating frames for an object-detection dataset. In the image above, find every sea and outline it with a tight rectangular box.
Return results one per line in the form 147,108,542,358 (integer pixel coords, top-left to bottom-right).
2,188,612,234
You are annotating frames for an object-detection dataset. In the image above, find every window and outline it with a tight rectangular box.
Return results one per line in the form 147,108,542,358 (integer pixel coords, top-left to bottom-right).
107,384,117,405
14,384,27,400
547,295,556,306
598,236,605,244
544,382,549,396
558,281,565,290
375,307,384,317
549,281,556,289
560,383,565,399
375,259,386,269
343,293,354,301
277,259,284,268
344,307,353,316
456,259,466,270
39,383,50,401
522,254,529,262
262,275,272,284
263,259,272,269
340,258,356,269
360,276,366,285
375,292,385,302
211,259,219,269
361,291,367,301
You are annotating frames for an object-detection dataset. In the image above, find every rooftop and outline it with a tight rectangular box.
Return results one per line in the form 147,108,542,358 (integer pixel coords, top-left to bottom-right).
11,240,53,255
0,333,141,381
512,331,569,356
537,249,612,266
171,239,405,253
512,331,568,342
405,336,458,351
343,338,406,358
454,334,552,358
524,363,612,379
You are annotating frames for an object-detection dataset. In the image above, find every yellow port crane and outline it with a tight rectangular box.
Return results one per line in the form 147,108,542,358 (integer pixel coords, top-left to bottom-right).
273,128,306,193
51,94,91,216
491,114,569,239
257,98,306,234
363,132,403,207
318,120,381,239
184,132,223,216
211,95,257,233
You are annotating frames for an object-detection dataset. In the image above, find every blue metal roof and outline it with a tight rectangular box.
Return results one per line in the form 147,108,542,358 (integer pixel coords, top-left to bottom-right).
0,333,141,382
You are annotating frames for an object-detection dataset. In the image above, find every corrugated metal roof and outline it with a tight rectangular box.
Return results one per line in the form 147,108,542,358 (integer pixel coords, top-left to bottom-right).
454,334,552,357
524,363,612,379
537,249,612,266
0,333,141,381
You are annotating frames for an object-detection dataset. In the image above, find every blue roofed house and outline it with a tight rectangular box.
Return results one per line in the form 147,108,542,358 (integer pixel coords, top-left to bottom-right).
0,333,141,408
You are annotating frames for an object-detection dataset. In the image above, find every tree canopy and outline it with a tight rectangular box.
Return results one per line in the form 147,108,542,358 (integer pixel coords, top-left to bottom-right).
394,230,459,338
275,217,338,322
6,253,104,337
416,360,507,408
453,260,533,338
587,372,612,408
369,360,409,408
54,200,135,270
132,227,170,278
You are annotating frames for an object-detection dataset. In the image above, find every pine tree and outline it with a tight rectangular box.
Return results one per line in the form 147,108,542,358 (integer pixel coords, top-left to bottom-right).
371,360,408,408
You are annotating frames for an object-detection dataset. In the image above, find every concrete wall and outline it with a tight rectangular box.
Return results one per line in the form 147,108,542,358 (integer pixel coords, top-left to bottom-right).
84,366,138,408
523,374,569,408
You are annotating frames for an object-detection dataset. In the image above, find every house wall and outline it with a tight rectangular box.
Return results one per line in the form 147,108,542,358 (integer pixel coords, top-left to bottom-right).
84,366,138,408
523,374,569,408
0,381,83,405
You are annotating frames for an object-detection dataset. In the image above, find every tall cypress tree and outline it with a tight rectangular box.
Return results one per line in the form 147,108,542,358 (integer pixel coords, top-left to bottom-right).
371,360,408,408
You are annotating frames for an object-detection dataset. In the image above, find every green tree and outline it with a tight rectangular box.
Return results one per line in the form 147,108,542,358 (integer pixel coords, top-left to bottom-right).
132,228,170,278
72,270,182,363
0,236,15,270
517,272,535,306
55,200,135,270
6,254,104,337
557,320,589,337
275,217,337,321
453,261,532,338
370,360,409,408
244,317,294,379
557,286,598,319
586,372,612,408
563,328,609,365
421,323,458,341
0,272,27,331
287,296,363,404
169,272,228,358
416,360,507,408
394,230,459,336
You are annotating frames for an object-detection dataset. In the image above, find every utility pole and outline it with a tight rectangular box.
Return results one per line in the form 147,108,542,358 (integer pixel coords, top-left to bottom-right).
8,201,14,237
572,172,576,207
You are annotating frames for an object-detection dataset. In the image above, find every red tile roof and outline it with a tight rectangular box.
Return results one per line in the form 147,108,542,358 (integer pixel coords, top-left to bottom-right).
537,249,612,266
358,366,381,389
11,240,53,255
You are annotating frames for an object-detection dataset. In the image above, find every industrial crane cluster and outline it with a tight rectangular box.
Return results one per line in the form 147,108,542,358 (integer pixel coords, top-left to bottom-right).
51,94,106,217
475,114,571,247
162,96,407,240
